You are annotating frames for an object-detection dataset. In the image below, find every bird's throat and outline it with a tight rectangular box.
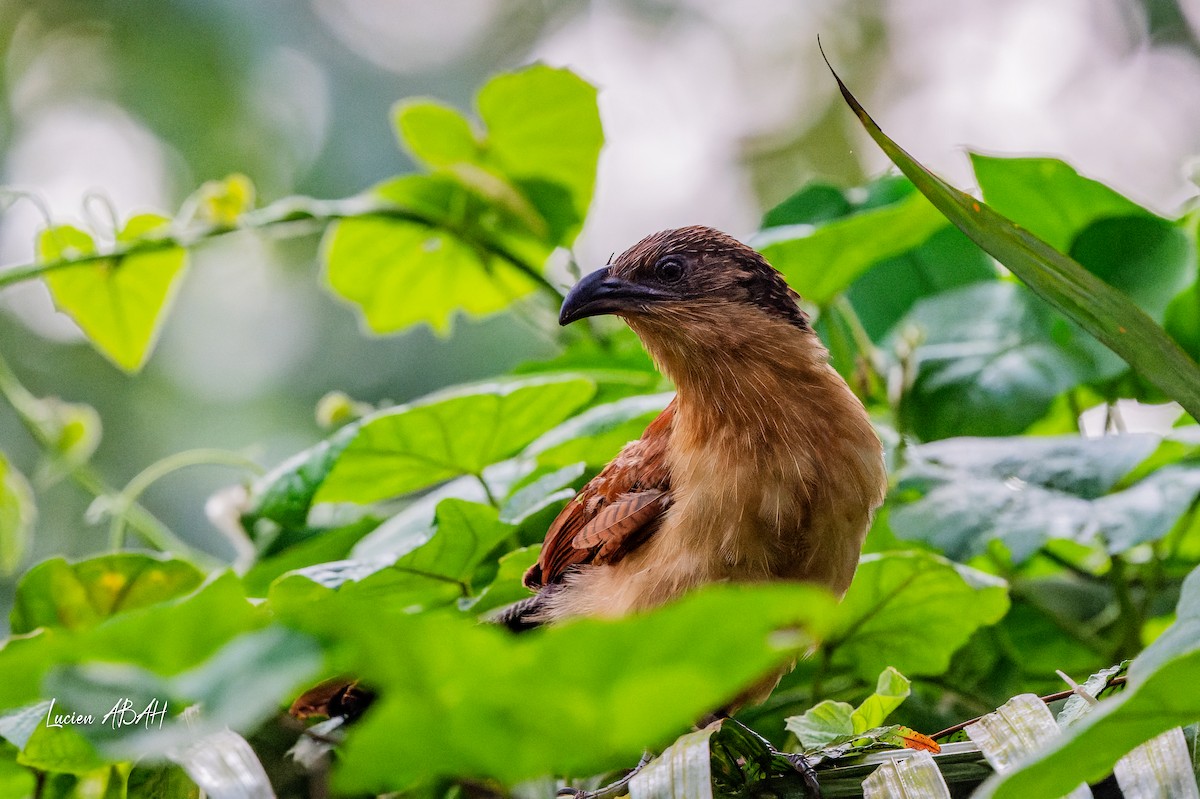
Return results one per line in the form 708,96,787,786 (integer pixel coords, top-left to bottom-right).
632,314,843,449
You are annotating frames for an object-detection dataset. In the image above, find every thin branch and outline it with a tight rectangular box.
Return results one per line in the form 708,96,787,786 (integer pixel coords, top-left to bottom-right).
930,676,1127,740
107,448,263,550
0,195,567,302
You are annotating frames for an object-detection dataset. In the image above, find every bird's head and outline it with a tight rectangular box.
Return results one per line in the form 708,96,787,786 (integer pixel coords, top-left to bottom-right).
559,226,808,355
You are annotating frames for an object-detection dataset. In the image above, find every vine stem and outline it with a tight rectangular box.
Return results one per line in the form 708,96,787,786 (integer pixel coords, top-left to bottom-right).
1109,554,1144,661
0,353,216,567
930,676,1127,740
474,474,501,509
107,448,263,551
0,194,567,304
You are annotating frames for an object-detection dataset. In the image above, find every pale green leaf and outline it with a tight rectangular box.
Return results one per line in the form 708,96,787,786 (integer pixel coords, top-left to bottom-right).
394,99,480,168
324,216,537,335
40,216,187,372
476,64,602,245
315,376,595,504
890,434,1200,562
525,392,672,467
852,667,912,732
0,452,35,576
785,701,855,749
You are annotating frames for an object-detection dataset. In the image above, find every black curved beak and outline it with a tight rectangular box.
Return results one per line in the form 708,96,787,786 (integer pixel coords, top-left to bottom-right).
559,267,671,326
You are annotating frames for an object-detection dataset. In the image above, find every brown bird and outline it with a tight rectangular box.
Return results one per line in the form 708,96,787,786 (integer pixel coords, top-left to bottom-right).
292,226,886,752
501,225,886,630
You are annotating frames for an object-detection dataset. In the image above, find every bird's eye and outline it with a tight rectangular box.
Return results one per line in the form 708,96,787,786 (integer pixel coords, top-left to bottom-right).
654,257,685,283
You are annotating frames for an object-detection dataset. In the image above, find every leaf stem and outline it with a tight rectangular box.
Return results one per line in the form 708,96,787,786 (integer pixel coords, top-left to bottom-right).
1108,554,1143,660
474,474,501,509
107,448,263,550
831,295,886,400
0,353,216,567
809,647,833,703
0,194,567,304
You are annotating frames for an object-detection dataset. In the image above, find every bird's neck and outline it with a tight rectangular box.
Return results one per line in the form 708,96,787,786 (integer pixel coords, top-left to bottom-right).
632,313,851,446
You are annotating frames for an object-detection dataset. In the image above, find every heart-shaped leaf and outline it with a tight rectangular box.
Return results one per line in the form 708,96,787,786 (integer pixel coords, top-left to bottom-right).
40,215,187,372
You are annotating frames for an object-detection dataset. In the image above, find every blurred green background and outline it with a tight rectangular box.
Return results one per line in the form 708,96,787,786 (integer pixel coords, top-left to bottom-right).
1,0,1198,567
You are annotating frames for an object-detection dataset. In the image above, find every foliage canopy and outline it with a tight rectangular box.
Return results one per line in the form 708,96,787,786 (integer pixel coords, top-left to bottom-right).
0,62,1199,798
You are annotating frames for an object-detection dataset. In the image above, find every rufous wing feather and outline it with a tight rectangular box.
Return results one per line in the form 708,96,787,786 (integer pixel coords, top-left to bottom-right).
573,489,668,558
524,400,675,588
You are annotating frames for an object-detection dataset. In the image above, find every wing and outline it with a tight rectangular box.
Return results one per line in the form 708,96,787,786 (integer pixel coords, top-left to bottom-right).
289,676,374,721
524,398,675,588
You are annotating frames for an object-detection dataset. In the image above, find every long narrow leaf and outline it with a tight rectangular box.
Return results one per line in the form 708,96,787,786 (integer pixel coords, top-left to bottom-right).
824,55,1200,421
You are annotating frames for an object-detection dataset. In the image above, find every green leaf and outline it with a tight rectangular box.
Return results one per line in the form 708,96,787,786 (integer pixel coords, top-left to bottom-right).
1069,216,1194,323
525,392,672,468
844,226,996,341
762,183,853,228
268,561,462,621
500,462,585,525
0,573,262,712
470,545,541,616
892,282,1109,440
0,703,50,750
390,65,601,249
0,452,35,576
127,764,199,799
970,155,1150,252
324,212,539,335
476,64,602,245
890,434,1199,561
852,666,911,732
394,99,480,168
798,724,917,767
240,419,364,552
240,518,378,596
977,565,1200,798
830,65,1200,422
393,499,513,585
786,700,855,749
315,376,596,504
829,552,1010,681
0,753,35,799
328,66,602,335
39,216,187,372
11,554,205,635
761,175,915,229
784,667,911,749
16,724,102,775
46,626,322,760
283,583,835,791
274,499,513,595
348,477,482,563
1166,281,1200,362
757,189,949,306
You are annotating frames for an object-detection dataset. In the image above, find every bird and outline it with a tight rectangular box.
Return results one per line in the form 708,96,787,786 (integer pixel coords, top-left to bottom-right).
499,225,887,631
290,226,887,791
